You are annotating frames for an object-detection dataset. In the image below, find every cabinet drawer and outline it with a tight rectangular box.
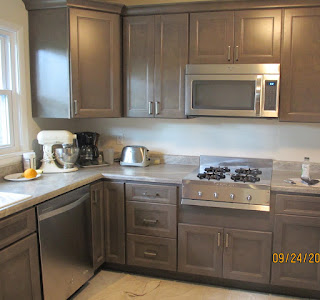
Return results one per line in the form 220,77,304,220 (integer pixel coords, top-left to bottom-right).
275,194,320,217
127,234,176,271
127,202,176,238
0,209,36,250
126,183,177,204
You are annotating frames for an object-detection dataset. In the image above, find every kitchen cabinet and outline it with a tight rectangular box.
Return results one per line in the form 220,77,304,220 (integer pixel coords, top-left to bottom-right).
91,181,105,270
127,234,177,271
189,9,281,64
28,7,121,118
178,224,272,283
280,8,320,122
124,14,188,118
272,214,320,290
223,228,272,283
0,233,41,300
126,182,178,270
178,223,223,277
0,208,36,250
104,182,125,264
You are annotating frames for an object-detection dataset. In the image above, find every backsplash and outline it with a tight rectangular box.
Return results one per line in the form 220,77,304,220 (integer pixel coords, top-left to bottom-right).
0,161,23,179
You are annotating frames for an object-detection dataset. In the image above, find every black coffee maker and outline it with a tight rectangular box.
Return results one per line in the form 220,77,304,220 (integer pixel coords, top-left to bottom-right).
76,132,100,166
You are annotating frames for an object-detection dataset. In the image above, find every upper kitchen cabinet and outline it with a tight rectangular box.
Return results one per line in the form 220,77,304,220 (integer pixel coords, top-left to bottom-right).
27,4,121,118
190,9,281,64
280,8,320,122
124,14,188,118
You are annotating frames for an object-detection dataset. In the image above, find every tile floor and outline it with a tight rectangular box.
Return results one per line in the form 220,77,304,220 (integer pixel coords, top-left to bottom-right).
73,270,309,300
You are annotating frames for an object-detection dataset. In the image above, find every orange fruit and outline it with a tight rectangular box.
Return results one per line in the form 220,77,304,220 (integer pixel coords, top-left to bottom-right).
24,168,37,179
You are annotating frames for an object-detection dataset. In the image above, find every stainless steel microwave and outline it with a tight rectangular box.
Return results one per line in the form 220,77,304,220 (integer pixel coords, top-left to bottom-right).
185,64,280,118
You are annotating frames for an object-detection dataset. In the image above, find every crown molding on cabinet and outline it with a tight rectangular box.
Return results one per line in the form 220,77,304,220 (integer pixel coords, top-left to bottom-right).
22,0,124,14
124,0,320,16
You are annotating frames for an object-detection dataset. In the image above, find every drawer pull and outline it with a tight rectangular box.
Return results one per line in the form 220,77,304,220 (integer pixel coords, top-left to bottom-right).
142,192,160,198
144,250,157,258
143,219,158,225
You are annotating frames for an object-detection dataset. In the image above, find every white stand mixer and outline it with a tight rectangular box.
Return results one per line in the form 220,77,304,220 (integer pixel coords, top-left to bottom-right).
37,130,78,173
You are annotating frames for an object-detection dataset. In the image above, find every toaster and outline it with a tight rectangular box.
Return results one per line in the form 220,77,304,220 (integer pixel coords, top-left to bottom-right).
120,146,151,167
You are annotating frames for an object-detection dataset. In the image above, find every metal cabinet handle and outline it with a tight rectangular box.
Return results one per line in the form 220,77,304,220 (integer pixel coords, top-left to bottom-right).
218,232,221,247
143,219,158,225
92,191,97,204
74,100,78,115
227,46,231,61
225,233,229,248
148,101,154,115
235,46,239,61
142,192,160,198
155,101,160,115
144,251,157,258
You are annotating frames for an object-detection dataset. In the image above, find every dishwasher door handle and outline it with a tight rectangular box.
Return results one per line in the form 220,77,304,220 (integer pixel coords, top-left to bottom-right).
38,193,90,221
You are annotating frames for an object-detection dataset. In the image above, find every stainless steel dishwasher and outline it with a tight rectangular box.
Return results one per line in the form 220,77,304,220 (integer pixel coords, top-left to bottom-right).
37,185,94,300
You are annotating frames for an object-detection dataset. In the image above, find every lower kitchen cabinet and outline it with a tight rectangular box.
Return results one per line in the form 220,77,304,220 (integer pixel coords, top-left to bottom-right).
178,224,223,277
104,182,126,264
91,181,105,270
272,214,320,290
178,224,272,283
0,233,41,300
223,228,272,284
127,233,177,271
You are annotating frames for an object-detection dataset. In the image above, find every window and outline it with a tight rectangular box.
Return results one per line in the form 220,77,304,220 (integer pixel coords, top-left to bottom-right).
0,26,21,155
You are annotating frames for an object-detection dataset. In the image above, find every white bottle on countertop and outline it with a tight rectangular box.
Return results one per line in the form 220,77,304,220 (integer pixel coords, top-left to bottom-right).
301,157,311,181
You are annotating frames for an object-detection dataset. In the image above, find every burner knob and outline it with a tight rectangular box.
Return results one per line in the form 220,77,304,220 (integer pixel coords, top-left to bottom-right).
213,192,218,199
198,191,203,197
230,193,235,200
247,195,252,201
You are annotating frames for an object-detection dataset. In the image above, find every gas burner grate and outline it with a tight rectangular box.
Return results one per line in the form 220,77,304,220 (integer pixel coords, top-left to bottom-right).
197,166,230,181
235,168,262,176
231,174,261,183
204,167,231,173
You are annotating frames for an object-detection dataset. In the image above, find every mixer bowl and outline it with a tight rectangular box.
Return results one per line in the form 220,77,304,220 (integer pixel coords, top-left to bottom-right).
54,147,79,169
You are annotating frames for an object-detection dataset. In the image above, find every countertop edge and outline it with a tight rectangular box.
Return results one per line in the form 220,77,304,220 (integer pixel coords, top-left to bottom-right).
0,171,185,220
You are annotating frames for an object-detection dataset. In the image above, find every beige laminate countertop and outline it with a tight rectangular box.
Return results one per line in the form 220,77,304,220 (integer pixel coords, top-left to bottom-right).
0,163,196,220
271,169,320,195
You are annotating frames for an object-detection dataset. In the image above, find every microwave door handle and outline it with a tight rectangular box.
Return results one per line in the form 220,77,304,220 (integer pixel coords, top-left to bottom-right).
255,77,262,116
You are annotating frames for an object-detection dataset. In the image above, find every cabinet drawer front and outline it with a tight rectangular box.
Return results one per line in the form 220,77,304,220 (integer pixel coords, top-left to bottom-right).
126,183,177,204
0,209,36,250
127,202,176,238
127,234,176,271
276,194,320,217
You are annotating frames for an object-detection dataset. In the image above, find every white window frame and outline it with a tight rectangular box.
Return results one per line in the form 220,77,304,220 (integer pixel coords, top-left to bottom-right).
0,20,29,158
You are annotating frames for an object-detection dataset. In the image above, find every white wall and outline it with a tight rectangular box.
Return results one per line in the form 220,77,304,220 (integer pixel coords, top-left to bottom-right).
72,117,320,163
2,0,320,163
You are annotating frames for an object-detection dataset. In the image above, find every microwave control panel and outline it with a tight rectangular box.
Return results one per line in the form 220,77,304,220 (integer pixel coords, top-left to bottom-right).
264,80,278,111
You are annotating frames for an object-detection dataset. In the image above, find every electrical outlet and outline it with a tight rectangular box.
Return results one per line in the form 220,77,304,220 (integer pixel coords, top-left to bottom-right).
116,134,124,145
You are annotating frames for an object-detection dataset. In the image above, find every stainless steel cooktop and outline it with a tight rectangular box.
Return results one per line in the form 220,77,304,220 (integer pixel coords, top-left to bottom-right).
182,156,273,212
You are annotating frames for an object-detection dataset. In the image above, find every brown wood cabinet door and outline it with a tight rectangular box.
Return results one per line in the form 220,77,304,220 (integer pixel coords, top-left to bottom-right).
91,181,105,270
189,12,234,64
223,228,272,284
124,16,155,118
126,201,177,238
272,215,320,290
127,234,177,271
0,208,36,250
234,9,281,64
104,182,125,264
154,14,188,118
178,223,223,277
0,233,41,300
280,8,320,122
70,8,121,118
